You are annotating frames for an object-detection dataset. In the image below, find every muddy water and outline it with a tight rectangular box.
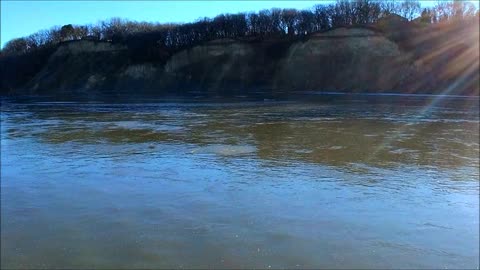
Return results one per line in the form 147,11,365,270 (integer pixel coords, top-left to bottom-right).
1,95,478,268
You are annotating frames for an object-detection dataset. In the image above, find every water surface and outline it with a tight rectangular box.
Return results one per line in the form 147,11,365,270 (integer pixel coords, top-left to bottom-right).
1,95,479,268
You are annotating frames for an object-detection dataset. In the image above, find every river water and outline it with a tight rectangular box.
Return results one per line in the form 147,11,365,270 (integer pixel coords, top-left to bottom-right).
1,95,479,268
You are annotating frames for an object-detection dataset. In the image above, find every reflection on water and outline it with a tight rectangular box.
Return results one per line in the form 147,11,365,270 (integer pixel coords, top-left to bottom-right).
1,95,479,268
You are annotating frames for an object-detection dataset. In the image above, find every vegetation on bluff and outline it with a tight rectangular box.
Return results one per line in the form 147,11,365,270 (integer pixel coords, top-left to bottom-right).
1,0,477,57
0,0,478,96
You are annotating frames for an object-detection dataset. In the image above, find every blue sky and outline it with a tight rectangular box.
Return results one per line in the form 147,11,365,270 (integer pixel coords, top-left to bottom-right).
1,1,477,48
1,1,327,47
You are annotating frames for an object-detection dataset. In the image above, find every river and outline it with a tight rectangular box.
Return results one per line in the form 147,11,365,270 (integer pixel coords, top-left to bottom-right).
1,94,478,268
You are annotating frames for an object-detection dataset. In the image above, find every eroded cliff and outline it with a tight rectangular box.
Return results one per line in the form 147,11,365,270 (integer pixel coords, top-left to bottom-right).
1,21,478,96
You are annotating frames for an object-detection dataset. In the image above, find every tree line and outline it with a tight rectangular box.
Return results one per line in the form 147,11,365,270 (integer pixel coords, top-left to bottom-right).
2,0,478,56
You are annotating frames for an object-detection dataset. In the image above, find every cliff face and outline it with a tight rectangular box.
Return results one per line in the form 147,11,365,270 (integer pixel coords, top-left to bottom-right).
275,28,412,91
2,21,478,96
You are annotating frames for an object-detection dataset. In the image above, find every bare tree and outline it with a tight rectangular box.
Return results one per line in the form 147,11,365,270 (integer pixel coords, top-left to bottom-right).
280,9,299,35
60,24,75,41
2,0,479,56
399,0,421,21
3,38,29,55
